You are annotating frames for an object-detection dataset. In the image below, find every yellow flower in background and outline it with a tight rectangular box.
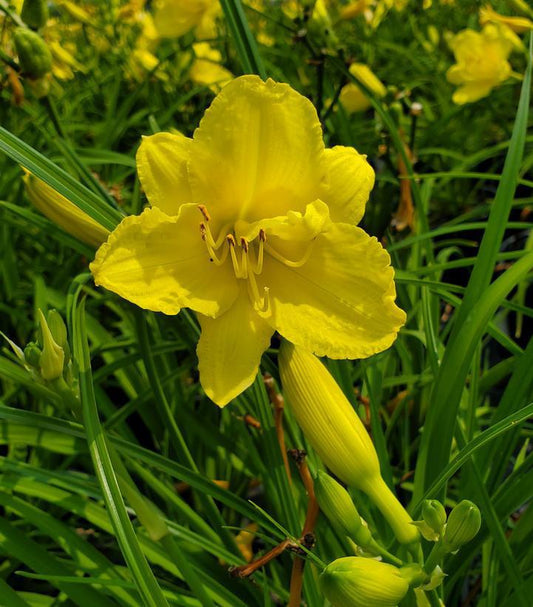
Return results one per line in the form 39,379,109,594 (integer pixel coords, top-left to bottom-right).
480,4,533,34
24,172,110,247
339,64,387,113
189,43,233,92
90,76,405,406
153,0,220,39
446,24,513,104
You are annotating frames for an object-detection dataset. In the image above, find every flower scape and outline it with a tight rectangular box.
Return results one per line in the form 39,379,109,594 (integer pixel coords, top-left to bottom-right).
1,1,531,606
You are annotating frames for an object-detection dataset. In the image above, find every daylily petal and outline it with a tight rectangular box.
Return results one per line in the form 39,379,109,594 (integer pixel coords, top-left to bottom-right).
262,223,406,359
197,284,274,406
90,205,238,317
235,200,330,243
137,132,194,216
452,82,494,104
319,146,375,225
189,75,326,224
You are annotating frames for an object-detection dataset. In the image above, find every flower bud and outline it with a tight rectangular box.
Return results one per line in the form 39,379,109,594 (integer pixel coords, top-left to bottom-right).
319,557,410,607
24,172,110,247
315,471,373,548
21,0,49,30
422,500,446,537
23,342,42,368
279,342,419,546
37,309,64,381
13,28,52,79
443,500,481,552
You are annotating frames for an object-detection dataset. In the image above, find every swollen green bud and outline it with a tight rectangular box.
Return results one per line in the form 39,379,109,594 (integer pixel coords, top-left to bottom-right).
23,342,42,368
38,309,64,380
422,500,446,536
443,500,481,552
13,28,52,78
319,557,411,607
315,472,372,547
21,0,49,29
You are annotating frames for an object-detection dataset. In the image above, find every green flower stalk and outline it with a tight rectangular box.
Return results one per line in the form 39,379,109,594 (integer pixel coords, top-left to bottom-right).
279,341,419,547
320,557,422,607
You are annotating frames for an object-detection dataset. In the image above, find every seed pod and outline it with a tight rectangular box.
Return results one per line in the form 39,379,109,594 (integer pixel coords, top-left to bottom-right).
13,28,52,79
21,0,49,30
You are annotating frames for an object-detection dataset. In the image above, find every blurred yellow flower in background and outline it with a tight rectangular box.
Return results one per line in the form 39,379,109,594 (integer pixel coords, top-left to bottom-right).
189,43,233,92
339,64,386,113
153,0,220,39
479,4,533,33
90,76,405,406
446,24,513,104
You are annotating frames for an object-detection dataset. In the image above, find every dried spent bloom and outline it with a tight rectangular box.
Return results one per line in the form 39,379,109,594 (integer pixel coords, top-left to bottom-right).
90,76,405,406
446,24,513,104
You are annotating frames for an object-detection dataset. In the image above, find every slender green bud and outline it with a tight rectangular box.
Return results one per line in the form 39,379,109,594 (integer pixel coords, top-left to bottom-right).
422,500,446,536
315,472,372,547
319,557,411,607
443,500,481,552
37,309,64,381
47,309,70,362
23,342,42,368
279,342,419,546
21,0,49,29
13,28,52,78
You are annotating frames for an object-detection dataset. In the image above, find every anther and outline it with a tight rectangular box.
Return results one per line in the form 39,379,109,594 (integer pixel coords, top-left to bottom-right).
259,229,266,242
227,234,236,247
240,237,249,253
198,204,211,222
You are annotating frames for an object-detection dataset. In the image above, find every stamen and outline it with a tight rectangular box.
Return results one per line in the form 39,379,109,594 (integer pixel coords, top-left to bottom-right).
253,230,265,274
265,241,315,268
201,227,229,265
198,204,211,222
240,238,249,279
227,234,243,278
248,270,271,316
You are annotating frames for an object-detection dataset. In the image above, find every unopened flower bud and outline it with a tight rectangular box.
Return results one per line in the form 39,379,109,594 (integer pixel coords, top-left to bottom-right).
47,309,70,362
422,500,446,536
38,309,64,381
23,342,41,368
21,0,49,30
24,171,110,247
279,342,419,546
319,557,411,607
315,471,373,547
13,28,52,79
443,500,481,552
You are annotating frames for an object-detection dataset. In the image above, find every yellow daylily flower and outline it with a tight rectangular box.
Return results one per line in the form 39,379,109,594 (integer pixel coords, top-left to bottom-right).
446,24,513,105
480,4,533,34
339,64,387,114
189,43,233,92
90,76,406,406
24,172,109,247
153,0,220,39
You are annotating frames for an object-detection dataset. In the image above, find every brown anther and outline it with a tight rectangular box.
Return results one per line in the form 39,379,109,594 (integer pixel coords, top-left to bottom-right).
198,204,211,222
226,234,236,247
240,237,249,252
259,228,266,242
199,222,207,239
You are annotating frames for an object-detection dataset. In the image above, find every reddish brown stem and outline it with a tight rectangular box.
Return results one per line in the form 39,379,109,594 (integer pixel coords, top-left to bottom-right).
264,373,292,484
